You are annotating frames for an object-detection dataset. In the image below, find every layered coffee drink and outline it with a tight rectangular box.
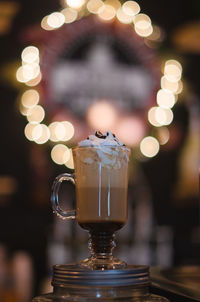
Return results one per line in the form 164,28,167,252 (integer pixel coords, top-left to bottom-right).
72,131,130,234
51,130,130,269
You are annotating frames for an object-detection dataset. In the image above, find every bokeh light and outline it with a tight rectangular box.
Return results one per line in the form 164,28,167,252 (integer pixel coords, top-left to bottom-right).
47,12,65,28
16,66,27,83
174,94,178,103
104,0,121,10
87,101,117,132
148,106,162,127
61,7,78,23
25,72,42,87
87,0,104,13
24,123,39,141
24,63,40,81
51,144,70,165
133,13,151,26
64,149,74,169
66,0,85,9
156,89,175,108
31,124,43,141
161,76,179,93
98,4,116,21
116,116,146,146
122,1,140,16
16,64,40,83
165,59,182,72
55,122,66,141
164,59,182,82
24,56,39,65
48,121,74,142
157,127,170,145
175,80,183,94
140,136,160,158
116,7,133,24
21,89,39,109
61,121,75,141
155,107,173,126
41,15,54,30
21,46,39,64
34,124,50,144
27,105,45,123
133,13,152,37
19,103,30,116
134,22,153,37
49,122,60,142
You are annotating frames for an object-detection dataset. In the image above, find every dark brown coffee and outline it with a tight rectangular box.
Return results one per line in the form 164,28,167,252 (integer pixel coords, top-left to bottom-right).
76,187,127,226
79,221,125,233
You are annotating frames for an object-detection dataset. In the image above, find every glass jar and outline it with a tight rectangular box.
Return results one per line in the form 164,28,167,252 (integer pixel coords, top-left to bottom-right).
32,265,169,301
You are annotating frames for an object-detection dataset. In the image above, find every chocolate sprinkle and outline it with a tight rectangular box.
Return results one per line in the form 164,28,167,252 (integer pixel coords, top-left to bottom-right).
95,131,106,139
93,131,126,146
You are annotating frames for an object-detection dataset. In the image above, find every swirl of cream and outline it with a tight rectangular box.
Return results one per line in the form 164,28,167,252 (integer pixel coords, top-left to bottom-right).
78,131,129,168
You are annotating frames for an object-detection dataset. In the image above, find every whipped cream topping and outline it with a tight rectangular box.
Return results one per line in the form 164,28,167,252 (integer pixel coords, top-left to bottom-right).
78,131,124,147
78,131,129,168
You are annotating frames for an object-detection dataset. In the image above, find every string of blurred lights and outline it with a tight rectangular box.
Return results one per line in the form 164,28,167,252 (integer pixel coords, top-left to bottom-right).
16,0,183,167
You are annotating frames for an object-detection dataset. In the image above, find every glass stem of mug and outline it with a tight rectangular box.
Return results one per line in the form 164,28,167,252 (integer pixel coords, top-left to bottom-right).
89,231,115,258
79,231,127,270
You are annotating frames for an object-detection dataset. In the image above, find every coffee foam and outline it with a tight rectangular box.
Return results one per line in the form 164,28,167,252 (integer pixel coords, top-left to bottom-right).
78,131,130,168
79,131,124,147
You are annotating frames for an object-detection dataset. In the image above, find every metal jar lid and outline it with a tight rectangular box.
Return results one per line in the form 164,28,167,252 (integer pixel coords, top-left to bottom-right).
52,264,149,287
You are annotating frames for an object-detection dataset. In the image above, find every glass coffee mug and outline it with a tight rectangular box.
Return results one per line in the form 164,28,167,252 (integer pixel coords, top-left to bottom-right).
51,145,130,270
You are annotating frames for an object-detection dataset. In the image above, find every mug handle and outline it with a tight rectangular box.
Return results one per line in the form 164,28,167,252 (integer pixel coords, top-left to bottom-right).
51,173,76,220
